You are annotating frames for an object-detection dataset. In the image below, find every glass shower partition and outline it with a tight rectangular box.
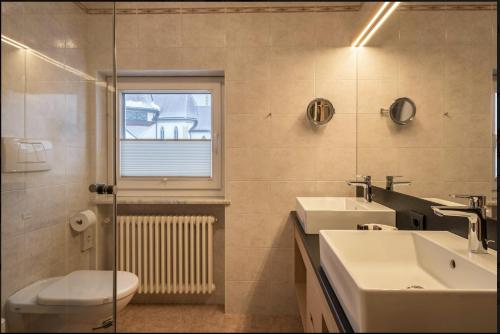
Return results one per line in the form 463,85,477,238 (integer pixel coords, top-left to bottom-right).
1,2,118,332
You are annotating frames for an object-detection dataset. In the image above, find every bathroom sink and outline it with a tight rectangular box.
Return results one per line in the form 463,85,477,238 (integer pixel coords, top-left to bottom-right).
295,197,395,234
319,230,497,332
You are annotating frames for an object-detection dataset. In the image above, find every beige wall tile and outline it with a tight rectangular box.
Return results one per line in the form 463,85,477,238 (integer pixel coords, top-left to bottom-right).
116,48,140,69
270,114,317,148
317,113,357,148
138,47,183,69
1,190,26,240
269,13,316,47
269,182,316,214
1,235,26,313
268,148,316,181
357,79,397,115
356,47,399,80
315,181,357,197
23,13,66,51
228,114,271,148
24,223,67,285
229,148,272,180
356,114,397,149
226,281,273,315
227,247,273,281
116,15,139,48
1,5,25,44
315,47,356,80
398,148,443,182
315,148,356,181
226,13,270,47
357,147,399,182
138,14,181,48
229,181,272,214
180,47,225,70
227,213,293,249
314,79,356,114
226,80,269,116
314,12,360,47
390,113,443,149
268,80,314,116
445,11,494,46
26,49,68,82
398,11,446,46
269,47,315,81
25,81,67,140
226,47,269,81
442,113,492,148
181,14,226,47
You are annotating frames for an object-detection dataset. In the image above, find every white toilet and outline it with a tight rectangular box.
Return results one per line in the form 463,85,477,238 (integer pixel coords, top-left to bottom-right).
5,270,139,332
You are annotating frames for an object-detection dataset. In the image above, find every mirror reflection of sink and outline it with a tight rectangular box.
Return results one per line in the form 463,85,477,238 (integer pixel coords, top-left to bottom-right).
320,230,497,332
295,197,395,234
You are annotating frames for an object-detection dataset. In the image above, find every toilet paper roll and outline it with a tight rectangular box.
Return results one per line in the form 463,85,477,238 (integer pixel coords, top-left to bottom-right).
70,210,97,233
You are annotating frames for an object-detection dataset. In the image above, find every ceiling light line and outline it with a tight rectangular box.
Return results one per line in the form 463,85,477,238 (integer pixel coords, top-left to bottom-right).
351,2,390,47
1,34,95,81
359,2,400,47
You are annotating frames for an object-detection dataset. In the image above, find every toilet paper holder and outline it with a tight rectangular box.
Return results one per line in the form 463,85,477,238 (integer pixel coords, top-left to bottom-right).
70,210,97,252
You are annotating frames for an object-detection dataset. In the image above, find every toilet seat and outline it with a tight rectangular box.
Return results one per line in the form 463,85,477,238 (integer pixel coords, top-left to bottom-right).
7,270,138,314
38,270,138,306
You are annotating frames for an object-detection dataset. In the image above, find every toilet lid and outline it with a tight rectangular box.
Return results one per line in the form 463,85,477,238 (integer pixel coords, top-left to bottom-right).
37,270,139,306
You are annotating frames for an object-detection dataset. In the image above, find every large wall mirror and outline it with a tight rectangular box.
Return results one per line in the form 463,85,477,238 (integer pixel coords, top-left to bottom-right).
355,2,497,210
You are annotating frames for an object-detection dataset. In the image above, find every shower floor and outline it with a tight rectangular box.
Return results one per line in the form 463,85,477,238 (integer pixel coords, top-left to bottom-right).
117,304,303,333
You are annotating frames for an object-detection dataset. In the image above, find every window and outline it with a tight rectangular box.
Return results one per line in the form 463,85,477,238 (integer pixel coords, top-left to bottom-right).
110,77,223,196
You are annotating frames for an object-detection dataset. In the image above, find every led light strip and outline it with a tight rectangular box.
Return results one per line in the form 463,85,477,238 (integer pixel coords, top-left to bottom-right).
1,34,95,81
351,2,400,47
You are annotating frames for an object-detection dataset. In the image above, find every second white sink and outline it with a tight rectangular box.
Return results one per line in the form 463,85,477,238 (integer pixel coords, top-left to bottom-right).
296,197,395,234
319,230,497,332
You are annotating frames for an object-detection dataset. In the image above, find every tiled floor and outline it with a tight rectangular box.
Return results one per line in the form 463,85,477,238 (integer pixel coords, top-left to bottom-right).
117,304,304,333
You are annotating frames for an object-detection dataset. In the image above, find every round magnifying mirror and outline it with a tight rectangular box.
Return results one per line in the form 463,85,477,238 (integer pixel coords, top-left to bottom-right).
306,98,335,127
389,97,416,125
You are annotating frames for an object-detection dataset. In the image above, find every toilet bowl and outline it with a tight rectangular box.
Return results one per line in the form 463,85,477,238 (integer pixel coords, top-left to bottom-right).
5,270,138,332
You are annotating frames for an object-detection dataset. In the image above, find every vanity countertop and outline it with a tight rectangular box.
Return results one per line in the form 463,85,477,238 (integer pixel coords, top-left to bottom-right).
291,211,353,333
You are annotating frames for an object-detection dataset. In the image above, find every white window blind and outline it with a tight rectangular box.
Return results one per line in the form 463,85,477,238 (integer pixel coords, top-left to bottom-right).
120,140,212,177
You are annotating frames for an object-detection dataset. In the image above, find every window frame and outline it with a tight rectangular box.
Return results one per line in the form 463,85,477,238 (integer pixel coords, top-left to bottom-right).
107,76,224,196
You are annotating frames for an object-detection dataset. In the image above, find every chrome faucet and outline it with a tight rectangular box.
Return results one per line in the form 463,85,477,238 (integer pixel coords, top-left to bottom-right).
385,175,411,191
431,194,489,254
347,175,373,202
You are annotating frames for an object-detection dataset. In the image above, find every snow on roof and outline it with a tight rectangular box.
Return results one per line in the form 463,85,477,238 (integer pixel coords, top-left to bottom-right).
125,99,160,111
125,93,211,131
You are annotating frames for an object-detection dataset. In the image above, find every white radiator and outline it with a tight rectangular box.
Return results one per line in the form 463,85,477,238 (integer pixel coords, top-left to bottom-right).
117,215,216,294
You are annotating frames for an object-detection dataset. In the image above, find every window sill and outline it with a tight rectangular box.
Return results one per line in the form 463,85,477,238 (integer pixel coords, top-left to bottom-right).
92,195,230,206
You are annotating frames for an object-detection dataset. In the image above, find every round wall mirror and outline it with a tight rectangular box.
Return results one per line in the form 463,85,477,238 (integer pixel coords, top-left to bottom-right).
306,98,335,127
388,97,416,125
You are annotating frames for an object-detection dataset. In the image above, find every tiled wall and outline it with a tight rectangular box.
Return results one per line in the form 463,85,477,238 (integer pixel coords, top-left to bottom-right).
356,10,497,203
1,2,93,315
86,9,362,316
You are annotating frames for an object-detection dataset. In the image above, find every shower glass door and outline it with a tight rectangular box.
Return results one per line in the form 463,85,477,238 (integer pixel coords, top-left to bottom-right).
1,1,117,332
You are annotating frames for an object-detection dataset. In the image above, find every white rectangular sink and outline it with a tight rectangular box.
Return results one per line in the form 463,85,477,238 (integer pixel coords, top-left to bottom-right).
296,197,395,234
319,230,497,332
